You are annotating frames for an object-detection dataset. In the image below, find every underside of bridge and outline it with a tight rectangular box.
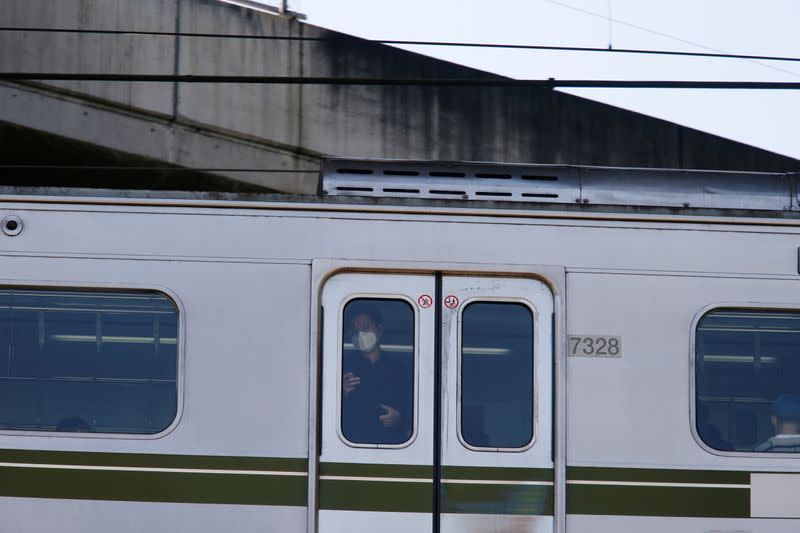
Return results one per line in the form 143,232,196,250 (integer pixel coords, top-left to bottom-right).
0,121,272,192
1,0,797,194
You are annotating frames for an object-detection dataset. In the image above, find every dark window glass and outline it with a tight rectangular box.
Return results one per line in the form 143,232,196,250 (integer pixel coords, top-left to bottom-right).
0,289,179,434
461,302,534,449
341,298,414,445
696,309,800,453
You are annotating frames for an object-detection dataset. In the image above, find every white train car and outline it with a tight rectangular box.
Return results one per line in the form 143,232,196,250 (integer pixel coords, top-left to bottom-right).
1,158,800,532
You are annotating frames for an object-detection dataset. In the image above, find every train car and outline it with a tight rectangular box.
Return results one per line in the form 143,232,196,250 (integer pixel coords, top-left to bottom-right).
1,158,800,532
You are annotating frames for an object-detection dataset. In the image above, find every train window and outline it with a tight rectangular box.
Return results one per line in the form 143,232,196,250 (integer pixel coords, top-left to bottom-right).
0,289,179,435
460,301,534,449
696,309,800,453
340,298,415,446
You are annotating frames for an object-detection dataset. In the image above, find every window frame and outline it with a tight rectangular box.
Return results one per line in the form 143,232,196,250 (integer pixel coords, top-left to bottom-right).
335,293,420,449
690,302,800,458
0,281,185,440
456,296,538,453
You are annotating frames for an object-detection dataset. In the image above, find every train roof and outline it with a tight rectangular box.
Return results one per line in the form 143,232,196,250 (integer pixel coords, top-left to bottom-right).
1,158,799,223
322,158,798,213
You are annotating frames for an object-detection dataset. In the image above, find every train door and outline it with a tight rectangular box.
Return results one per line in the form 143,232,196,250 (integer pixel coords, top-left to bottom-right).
439,276,554,532
318,272,554,533
318,273,437,532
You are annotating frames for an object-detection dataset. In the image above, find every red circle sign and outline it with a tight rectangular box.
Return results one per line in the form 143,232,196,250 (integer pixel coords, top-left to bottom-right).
444,295,459,309
418,294,433,308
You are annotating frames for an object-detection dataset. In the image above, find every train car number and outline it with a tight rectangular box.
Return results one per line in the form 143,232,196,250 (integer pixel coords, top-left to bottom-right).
568,335,622,358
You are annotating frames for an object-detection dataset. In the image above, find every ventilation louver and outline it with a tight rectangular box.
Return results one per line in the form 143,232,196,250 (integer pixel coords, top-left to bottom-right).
323,161,579,205
321,159,792,211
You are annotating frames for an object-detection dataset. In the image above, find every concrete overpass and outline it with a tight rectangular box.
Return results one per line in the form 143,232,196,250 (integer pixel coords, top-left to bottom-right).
1,0,797,193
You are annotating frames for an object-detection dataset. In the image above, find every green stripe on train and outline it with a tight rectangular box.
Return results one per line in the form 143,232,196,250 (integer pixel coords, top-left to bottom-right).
319,463,553,482
565,466,750,518
441,483,553,515
442,465,553,482
318,463,554,514
567,466,750,485
317,479,554,515
319,478,433,513
0,448,308,472
0,465,308,506
566,484,749,518
319,462,433,479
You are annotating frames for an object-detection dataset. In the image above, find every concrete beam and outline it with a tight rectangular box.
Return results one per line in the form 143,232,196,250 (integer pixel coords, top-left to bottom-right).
1,0,796,196
0,83,319,193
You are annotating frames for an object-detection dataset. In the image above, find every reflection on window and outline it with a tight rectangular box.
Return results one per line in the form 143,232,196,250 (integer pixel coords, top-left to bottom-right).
461,302,533,449
696,309,800,453
341,298,414,445
0,289,179,434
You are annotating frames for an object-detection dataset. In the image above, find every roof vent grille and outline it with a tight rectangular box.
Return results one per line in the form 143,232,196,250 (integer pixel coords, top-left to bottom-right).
383,188,420,194
336,168,373,175
383,170,420,176
476,191,513,197
323,160,577,204
430,171,467,178
322,158,792,211
335,186,373,193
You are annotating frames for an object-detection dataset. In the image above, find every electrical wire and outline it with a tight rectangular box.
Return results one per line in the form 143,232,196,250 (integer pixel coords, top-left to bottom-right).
0,165,317,172
1,26,799,65
2,73,800,89
541,0,800,78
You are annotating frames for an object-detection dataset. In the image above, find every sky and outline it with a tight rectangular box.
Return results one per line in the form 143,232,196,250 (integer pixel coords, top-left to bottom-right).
247,0,800,160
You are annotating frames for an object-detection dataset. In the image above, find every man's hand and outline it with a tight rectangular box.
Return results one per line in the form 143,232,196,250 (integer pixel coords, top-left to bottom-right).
379,404,400,428
343,372,360,396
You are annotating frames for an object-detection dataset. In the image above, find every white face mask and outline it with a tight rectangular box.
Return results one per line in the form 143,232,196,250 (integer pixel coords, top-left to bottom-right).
352,331,378,353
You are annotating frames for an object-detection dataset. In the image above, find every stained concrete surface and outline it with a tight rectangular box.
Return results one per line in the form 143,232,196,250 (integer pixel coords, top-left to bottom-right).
1,0,797,193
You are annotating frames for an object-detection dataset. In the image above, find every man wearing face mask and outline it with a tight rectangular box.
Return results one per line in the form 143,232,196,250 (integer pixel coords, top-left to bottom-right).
342,302,413,445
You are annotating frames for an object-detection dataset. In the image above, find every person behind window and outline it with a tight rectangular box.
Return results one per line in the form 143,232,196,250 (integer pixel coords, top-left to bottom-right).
754,394,800,452
341,302,413,445
697,404,732,451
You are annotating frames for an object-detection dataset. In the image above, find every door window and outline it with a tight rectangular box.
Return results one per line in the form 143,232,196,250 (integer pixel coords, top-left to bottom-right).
460,301,534,449
341,298,415,446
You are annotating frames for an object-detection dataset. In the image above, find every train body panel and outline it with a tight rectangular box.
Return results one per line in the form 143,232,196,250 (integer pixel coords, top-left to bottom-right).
2,160,800,532
0,497,305,533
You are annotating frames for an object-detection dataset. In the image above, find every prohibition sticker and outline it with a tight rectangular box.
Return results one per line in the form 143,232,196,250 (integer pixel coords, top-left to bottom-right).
444,295,459,309
418,294,433,308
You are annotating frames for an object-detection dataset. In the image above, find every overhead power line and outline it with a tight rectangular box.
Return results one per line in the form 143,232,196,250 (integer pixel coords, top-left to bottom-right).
0,165,317,172
541,0,800,79
2,73,800,89
545,0,730,53
1,27,799,64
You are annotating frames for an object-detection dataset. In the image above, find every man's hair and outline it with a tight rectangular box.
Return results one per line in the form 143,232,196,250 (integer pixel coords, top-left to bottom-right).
344,300,383,331
775,394,800,424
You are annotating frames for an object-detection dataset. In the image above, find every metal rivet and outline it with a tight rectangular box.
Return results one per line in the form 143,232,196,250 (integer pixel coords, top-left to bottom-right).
2,215,22,236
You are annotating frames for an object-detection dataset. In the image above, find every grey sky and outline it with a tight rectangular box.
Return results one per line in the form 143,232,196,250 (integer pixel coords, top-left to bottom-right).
247,0,800,160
